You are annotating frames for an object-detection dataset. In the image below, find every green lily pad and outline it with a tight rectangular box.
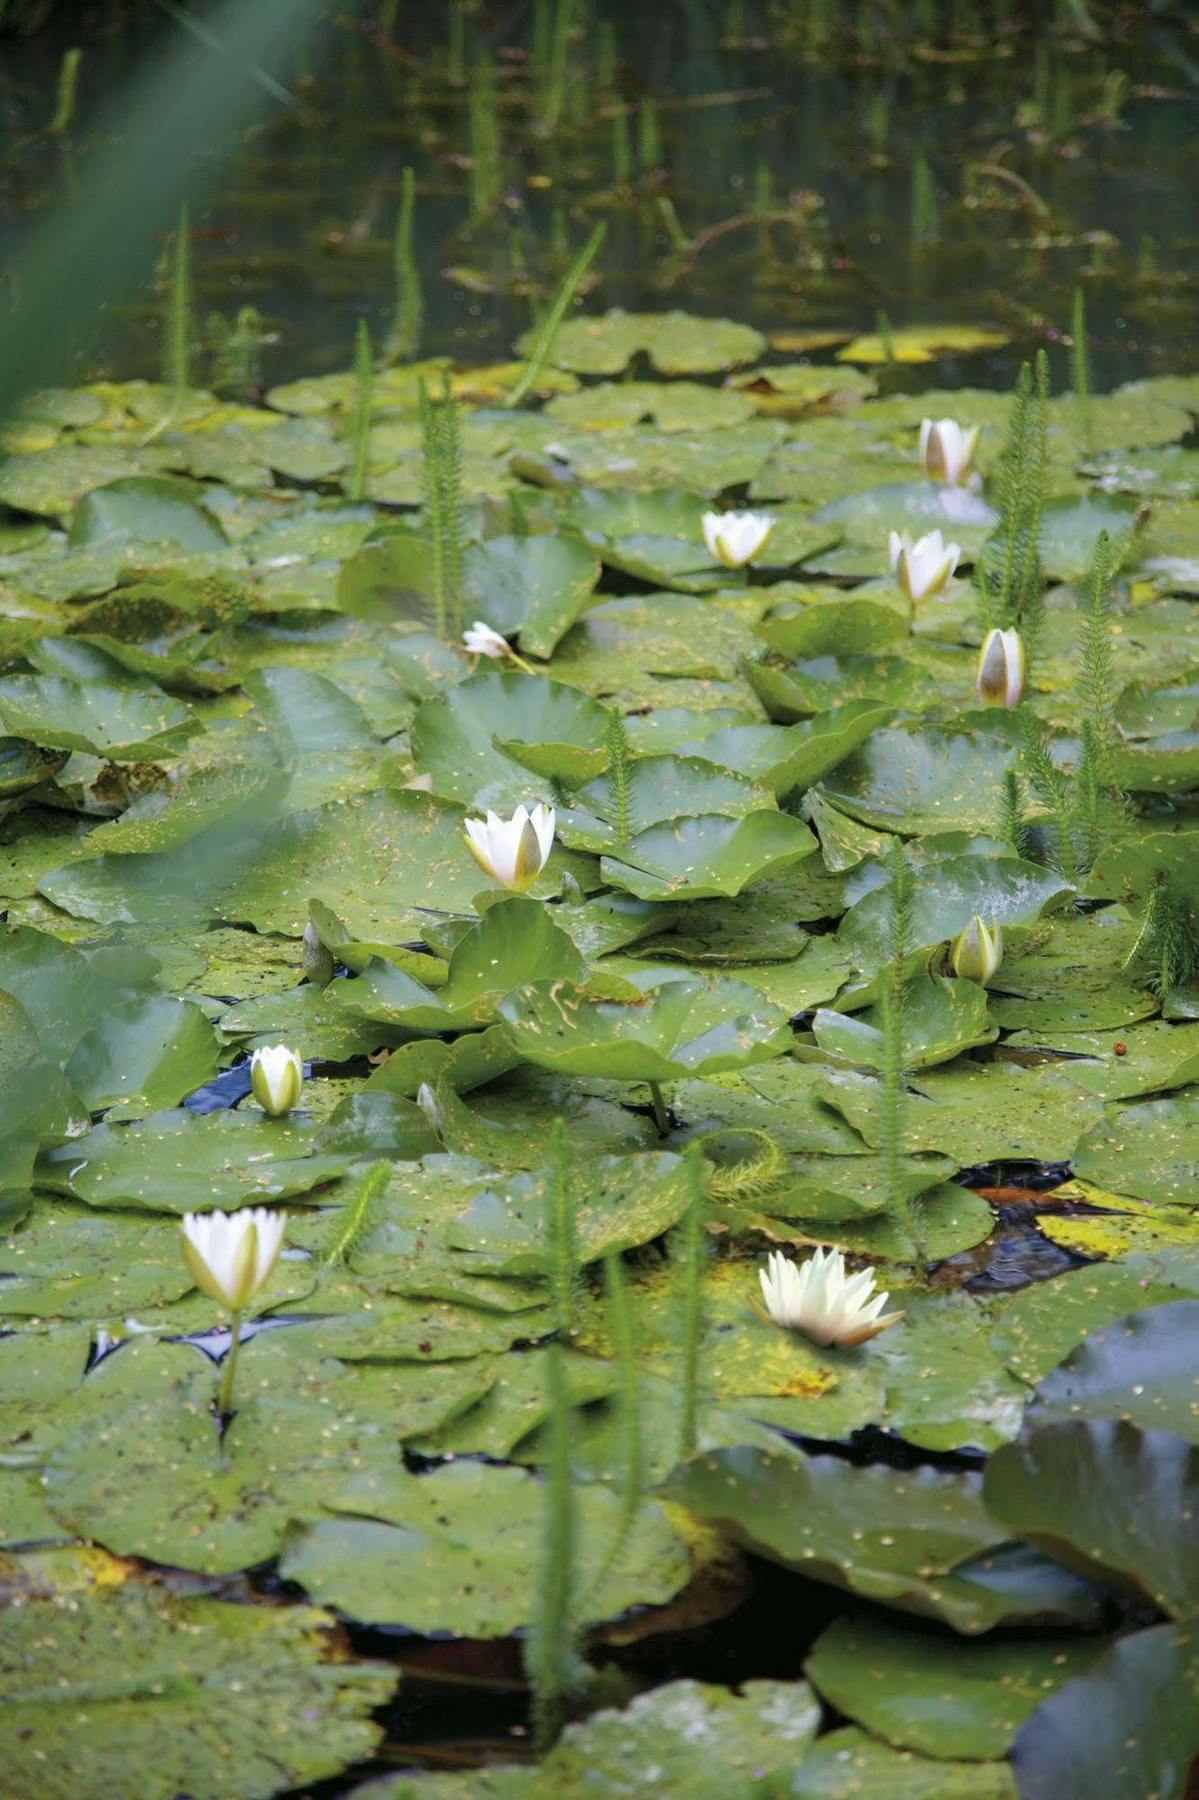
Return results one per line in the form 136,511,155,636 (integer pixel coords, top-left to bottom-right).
682,702,895,796
1072,1094,1199,1207
815,1062,1104,1163
279,1458,690,1634
754,591,911,658
499,969,791,1081
1010,1622,1199,1800
1025,1300,1199,1445
820,728,1022,835
35,1107,356,1215
69,475,229,552
411,669,608,805
837,851,1072,972
814,973,997,1070
792,1727,1017,1799
463,533,600,658
0,1547,394,1800
0,674,196,761
669,1446,1102,1633
601,811,816,901
516,308,766,376
562,755,768,850
804,1615,1104,1759
837,325,1010,364
984,1417,1199,1617
65,993,220,1113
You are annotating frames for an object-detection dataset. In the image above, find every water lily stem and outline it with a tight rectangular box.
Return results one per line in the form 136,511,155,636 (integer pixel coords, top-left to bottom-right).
647,1081,669,1136
507,648,537,675
218,1310,244,1419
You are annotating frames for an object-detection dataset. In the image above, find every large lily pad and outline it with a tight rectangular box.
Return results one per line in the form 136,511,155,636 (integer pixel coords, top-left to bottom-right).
411,669,609,804
601,811,816,901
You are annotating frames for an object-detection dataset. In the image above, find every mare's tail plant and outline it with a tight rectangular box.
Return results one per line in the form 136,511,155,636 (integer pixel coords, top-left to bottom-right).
505,221,606,408
1073,527,1121,866
1070,286,1092,454
1019,711,1079,885
467,56,501,217
979,350,1050,672
676,1142,708,1460
419,368,465,639
162,202,193,418
526,1117,585,1748
1126,875,1199,998
604,709,632,847
346,318,374,504
534,0,576,136
581,1250,643,1602
385,167,423,364
319,1161,390,1267
997,768,1030,859
879,841,920,1259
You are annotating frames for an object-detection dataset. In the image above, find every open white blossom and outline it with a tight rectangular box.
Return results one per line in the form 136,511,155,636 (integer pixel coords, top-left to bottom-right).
975,626,1026,708
758,1247,902,1347
919,417,981,486
888,527,961,601
463,620,511,660
181,1207,286,1311
702,509,775,569
249,1044,303,1117
464,802,556,891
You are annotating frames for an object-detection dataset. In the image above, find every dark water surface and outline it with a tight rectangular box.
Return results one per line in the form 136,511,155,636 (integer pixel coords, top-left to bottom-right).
2,2,1199,392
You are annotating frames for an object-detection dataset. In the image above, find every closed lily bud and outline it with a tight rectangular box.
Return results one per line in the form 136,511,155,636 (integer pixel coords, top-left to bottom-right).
919,417,981,486
759,1247,901,1348
249,1044,304,1117
463,620,511,660
464,802,555,892
975,627,1026,708
181,1206,285,1311
888,528,961,601
952,915,1004,985
702,508,775,569
302,922,335,987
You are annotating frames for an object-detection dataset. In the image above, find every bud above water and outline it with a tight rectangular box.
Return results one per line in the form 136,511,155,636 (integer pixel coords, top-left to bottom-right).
701,508,775,569
952,915,1004,986
464,802,556,892
181,1206,286,1311
462,620,511,660
919,417,981,486
302,922,335,987
975,627,1026,708
250,1044,304,1117
888,528,961,601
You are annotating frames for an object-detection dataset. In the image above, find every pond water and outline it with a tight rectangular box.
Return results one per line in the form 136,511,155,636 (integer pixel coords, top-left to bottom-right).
3,6,1199,1800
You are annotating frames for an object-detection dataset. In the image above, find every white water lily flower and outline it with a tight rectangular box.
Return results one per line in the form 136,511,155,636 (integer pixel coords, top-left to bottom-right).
464,802,556,891
888,527,961,601
702,508,775,569
463,620,511,660
952,915,1004,986
758,1247,902,1347
975,626,1026,708
181,1207,286,1311
249,1044,304,1117
919,417,981,486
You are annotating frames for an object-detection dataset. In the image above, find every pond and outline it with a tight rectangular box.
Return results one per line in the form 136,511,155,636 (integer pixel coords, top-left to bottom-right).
0,4,1199,1799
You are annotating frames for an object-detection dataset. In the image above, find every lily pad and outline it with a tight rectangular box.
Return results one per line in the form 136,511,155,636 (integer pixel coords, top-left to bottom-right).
601,811,816,901
463,533,600,658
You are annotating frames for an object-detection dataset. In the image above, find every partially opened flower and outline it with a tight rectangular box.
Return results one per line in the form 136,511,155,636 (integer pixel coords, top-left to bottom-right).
464,802,555,892
975,626,1026,708
181,1206,286,1312
702,509,775,569
758,1246,902,1347
250,1044,304,1117
952,915,1004,985
919,417,981,486
888,527,961,601
463,620,511,660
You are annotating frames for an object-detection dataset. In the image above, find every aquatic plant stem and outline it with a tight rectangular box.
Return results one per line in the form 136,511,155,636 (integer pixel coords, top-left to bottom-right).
218,1309,244,1418
677,1144,707,1460
647,1080,668,1136
505,221,606,408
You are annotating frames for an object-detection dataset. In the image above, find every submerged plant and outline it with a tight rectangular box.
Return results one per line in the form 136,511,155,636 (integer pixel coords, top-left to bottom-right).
181,1207,285,1416
345,319,375,506
385,166,423,364
1069,285,1093,454
249,1044,303,1117
420,369,465,636
464,803,556,892
702,509,775,569
1127,875,1199,998
319,1161,391,1267
163,201,193,414
676,1142,708,1461
505,221,606,409
604,709,632,848
758,1247,902,1347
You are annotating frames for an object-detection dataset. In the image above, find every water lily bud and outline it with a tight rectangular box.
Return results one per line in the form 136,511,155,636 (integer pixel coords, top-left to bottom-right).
888,527,961,601
701,508,775,569
758,1247,901,1348
975,627,1026,708
952,916,1004,986
249,1044,304,1117
302,922,335,987
464,802,555,892
463,620,511,660
181,1206,285,1310
919,417,981,486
